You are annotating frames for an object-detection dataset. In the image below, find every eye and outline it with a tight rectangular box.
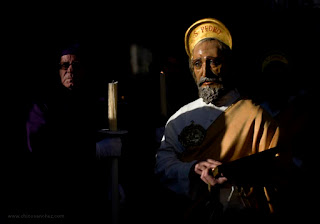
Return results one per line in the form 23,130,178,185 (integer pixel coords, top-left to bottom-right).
209,58,222,67
193,60,202,69
60,62,70,70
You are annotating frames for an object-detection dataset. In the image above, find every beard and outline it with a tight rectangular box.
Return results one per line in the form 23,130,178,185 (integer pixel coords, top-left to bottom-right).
197,77,228,104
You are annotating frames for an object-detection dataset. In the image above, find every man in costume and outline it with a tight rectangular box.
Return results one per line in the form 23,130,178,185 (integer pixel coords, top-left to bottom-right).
154,18,281,223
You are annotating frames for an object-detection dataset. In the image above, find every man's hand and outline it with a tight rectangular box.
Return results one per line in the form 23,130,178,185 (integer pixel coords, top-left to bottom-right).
194,159,227,186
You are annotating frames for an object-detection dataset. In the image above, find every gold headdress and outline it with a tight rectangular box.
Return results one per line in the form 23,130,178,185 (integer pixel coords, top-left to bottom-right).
184,18,232,58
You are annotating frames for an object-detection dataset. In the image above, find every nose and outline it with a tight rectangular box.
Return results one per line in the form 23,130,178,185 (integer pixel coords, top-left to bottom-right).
204,59,215,78
67,64,74,72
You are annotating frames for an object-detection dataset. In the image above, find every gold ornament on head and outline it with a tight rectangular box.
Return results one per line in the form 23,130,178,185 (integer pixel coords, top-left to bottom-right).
184,18,232,58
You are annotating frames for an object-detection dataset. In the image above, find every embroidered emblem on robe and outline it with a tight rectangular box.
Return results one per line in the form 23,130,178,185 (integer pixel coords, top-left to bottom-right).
178,120,206,148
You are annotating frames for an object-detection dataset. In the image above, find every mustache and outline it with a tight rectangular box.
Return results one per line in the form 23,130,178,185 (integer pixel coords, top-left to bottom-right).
198,76,223,87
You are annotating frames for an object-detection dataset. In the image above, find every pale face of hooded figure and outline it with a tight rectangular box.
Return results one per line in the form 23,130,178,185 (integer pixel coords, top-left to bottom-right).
59,54,84,90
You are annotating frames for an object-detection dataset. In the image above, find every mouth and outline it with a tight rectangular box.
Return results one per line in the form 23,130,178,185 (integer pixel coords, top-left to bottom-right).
201,81,214,87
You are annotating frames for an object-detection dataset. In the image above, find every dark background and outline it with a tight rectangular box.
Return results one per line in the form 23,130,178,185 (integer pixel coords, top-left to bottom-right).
5,0,320,223
11,0,319,114
10,0,319,151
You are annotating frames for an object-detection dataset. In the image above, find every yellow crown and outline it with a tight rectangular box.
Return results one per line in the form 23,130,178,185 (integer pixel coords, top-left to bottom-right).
184,18,232,58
